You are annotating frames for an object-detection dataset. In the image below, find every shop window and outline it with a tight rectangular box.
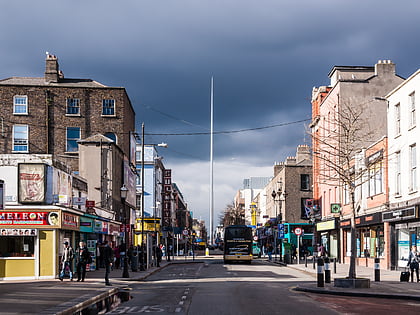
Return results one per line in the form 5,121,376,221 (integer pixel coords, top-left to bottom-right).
0,234,35,257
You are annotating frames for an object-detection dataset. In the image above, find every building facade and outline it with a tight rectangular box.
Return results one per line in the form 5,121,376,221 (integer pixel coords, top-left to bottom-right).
386,69,420,269
311,60,404,267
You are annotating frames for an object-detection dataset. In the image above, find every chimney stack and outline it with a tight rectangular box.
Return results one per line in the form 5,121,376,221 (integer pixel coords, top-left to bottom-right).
375,59,395,77
45,53,60,83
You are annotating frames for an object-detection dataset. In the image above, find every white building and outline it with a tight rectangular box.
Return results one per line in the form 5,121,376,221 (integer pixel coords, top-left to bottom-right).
386,69,420,268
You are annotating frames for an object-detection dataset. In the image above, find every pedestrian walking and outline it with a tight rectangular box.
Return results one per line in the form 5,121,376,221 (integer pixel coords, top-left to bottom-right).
76,241,90,282
267,243,273,261
407,245,420,282
156,244,163,267
59,241,74,281
114,245,121,269
96,242,101,270
103,240,114,286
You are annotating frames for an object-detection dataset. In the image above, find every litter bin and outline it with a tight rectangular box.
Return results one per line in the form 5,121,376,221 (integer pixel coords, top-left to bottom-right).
283,243,292,264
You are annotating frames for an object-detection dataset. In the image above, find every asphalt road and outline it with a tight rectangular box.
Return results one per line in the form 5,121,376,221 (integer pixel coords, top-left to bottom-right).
107,259,338,315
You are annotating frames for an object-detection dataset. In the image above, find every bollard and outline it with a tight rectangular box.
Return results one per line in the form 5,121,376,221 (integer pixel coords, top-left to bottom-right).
324,257,331,283
305,254,308,268
317,257,324,287
334,258,337,274
313,255,316,269
374,257,380,282
205,247,209,257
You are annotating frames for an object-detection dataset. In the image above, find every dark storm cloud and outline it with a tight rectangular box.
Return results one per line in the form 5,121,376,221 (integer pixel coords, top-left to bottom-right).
2,0,420,223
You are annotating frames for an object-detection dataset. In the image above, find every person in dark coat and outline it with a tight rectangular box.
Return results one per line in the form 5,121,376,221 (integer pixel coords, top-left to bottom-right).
103,240,114,286
76,241,90,282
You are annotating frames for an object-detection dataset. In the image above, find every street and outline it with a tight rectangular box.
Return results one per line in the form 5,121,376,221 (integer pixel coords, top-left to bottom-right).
107,258,420,315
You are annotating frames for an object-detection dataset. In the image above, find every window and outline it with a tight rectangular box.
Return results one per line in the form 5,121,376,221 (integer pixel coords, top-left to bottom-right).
104,132,116,142
12,125,28,152
395,103,401,135
300,174,310,191
66,98,80,115
102,99,115,116
410,144,417,191
368,162,383,196
66,127,80,152
409,92,416,128
13,96,28,114
395,151,401,195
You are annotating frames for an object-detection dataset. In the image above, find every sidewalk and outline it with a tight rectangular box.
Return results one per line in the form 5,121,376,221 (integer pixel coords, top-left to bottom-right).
275,257,420,300
0,256,202,314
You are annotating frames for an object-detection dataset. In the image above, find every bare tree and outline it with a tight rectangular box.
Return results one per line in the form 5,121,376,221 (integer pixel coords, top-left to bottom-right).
311,101,378,279
219,202,245,227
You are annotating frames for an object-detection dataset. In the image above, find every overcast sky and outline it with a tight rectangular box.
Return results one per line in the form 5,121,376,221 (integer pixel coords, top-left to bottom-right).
2,1,420,229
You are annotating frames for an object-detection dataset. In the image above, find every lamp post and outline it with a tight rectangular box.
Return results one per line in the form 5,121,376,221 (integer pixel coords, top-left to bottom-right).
120,184,130,278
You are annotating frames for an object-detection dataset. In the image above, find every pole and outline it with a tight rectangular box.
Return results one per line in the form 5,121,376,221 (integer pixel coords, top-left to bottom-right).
122,199,130,278
209,76,214,246
374,257,380,282
140,123,146,271
324,257,330,283
297,235,300,264
317,257,324,287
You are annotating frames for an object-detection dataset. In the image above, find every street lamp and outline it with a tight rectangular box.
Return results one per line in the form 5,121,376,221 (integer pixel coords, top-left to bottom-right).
120,184,130,278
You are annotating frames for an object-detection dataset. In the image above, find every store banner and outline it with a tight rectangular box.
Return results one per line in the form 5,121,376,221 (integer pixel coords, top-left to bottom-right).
0,211,60,227
1,228,37,236
80,217,94,232
62,212,79,230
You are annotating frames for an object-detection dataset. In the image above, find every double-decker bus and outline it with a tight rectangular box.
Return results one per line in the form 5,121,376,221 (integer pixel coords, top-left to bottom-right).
223,225,253,264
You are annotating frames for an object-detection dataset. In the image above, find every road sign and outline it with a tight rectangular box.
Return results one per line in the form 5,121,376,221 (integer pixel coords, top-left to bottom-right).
278,224,285,239
294,227,303,236
182,229,189,236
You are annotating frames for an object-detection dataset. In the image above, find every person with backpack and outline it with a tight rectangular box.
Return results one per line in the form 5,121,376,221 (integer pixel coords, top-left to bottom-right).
59,241,74,281
407,246,420,282
76,241,91,282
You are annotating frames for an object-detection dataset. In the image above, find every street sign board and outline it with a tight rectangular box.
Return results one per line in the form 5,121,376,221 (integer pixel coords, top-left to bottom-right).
277,224,285,239
182,229,189,236
294,227,302,236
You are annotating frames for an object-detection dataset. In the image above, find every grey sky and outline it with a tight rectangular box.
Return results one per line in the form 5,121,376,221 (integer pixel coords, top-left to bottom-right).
2,1,420,227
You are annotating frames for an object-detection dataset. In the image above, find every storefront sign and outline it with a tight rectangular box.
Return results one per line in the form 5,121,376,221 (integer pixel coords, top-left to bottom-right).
1,228,37,236
80,217,94,232
316,219,336,231
382,207,416,222
339,219,351,228
73,197,86,206
408,221,420,228
0,211,60,227
109,223,120,236
355,212,382,227
135,218,160,233
62,212,79,230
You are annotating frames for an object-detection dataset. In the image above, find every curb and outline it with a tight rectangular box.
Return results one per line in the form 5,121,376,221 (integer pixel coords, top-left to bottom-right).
293,285,420,301
58,259,204,313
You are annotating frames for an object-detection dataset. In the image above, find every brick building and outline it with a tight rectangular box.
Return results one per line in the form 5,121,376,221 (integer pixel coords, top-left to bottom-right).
0,54,135,171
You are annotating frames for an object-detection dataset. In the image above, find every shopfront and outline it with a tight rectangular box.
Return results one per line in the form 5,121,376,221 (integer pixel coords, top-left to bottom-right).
316,219,339,260
340,212,386,268
0,210,60,280
383,206,419,269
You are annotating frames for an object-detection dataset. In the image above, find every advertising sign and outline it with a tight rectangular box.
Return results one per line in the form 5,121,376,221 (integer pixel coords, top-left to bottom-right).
0,211,60,227
18,164,46,204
